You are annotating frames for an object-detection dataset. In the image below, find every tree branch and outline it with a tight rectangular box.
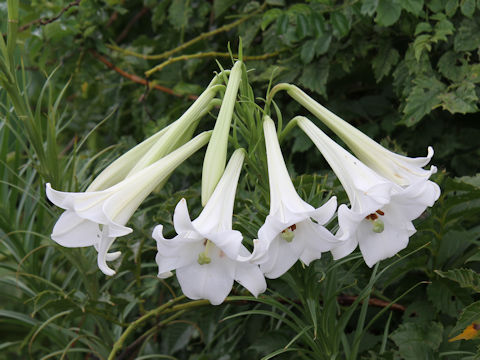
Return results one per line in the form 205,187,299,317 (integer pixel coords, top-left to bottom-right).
89,49,198,101
19,0,81,32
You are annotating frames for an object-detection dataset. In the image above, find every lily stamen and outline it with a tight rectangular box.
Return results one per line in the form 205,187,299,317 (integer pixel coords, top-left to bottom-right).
197,239,213,265
365,210,385,233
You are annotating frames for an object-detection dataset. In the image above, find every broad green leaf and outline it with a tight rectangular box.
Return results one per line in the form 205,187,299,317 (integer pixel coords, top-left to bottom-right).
445,0,459,16
402,0,424,15
310,12,325,36
261,9,283,31
461,0,476,17
402,76,445,126
168,0,193,29
438,81,479,114
276,13,289,34
438,51,467,82
361,0,379,16
214,0,239,18
295,13,310,39
436,268,480,292
427,279,472,316
375,0,402,27
314,33,332,55
431,18,454,42
331,11,350,38
414,22,432,35
413,34,432,61
298,59,329,96
300,40,316,63
372,45,399,82
454,19,480,51
390,322,443,360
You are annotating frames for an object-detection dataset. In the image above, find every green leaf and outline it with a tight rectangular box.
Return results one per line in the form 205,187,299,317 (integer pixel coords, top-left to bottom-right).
372,45,399,82
461,0,476,17
331,11,350,38
438,81,479,114
300,39,316,63
375,0,402,27
261,9,283,31
436,268,480,293
427,279,472,316
454,18,480,51
445,0,459,16
432,18,454,42
438,51,466,82
310,12,325,36
451,301,480,336
214,0,239,18
402,0,424,15
414,22,432,35
361,0,379,16
168,0,193,29
402,76,446,126
298,58,329,96
276,13,289,34
390,322,443,360
314,33,332,55
413,34,432,60
295,13,310,39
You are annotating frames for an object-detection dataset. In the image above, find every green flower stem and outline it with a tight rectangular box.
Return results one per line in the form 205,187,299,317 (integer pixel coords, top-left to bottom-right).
108,295,186,360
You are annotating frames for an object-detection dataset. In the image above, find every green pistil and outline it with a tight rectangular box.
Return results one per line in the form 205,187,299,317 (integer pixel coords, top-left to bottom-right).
281,229,295,243
197,252,211,265
372,219,384,233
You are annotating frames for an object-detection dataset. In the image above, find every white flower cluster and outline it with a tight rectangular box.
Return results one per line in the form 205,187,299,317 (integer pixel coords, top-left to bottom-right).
46,62,440,305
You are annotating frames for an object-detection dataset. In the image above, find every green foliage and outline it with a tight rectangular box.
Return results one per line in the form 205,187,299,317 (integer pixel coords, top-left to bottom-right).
1,0,480,359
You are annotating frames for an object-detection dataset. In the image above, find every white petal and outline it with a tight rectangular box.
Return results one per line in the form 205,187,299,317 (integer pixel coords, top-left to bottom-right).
330,234,358,261
205,230,243,260
51,211,100,247
260,234,305,279
296,221,338,265
96,231,118,276
173,199,198,235
309,196,337,225
234,247,267,297
357,219,414,267
176,258,235,305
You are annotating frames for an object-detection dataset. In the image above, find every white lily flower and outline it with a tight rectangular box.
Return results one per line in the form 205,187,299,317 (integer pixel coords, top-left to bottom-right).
245,116,339,279
153,149,266,305
298,117,438,267
46,131,211,276
283,84,440,200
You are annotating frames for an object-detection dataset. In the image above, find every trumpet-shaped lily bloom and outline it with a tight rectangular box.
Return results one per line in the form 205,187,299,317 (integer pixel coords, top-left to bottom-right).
243,117,339,279
298,117,438,267
284,84,440,199
46,132,211,276
153,149,266,305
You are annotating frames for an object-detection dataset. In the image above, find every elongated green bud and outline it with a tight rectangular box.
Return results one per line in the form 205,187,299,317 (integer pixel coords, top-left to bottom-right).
201,61,243,205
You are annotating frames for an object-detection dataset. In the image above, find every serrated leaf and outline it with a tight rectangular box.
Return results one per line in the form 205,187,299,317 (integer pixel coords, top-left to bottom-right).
438,51,466,82
276,13,289,34
414,22,432,35
403,76,446,126
261,9,283,31
427,279,471,316
413,34,432,60
391,322,443,360
402,0,424,15
454,18,480,51
331,11,350,38
168,0,193,29
445,0,459,16
298,59,329,96
451,301,480,336
372,45,399,82
436,268,480,293
361,0,379,16
461,0,476,17
375,0,402,27
314,33,332,55
438,81,479,114
300,39,316,63
295,13,310,39
432,18,454,42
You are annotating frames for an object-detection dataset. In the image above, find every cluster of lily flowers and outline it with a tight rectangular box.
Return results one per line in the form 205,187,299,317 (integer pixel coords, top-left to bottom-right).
46,61,440,305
